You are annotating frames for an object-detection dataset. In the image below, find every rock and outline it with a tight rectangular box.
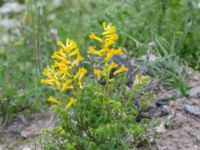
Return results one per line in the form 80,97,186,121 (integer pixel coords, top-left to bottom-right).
22,146,31,150
156,122,166,133
159,109,169,117
189,86,200,98
187,129,200,142
155,99,169,107
184,104,200,118
20,112,54,138
20,125,40,138
140,54,159,62
196,136,200,142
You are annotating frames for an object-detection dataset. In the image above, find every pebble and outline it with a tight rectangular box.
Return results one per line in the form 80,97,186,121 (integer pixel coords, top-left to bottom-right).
189,86,200,98
184,104,200,118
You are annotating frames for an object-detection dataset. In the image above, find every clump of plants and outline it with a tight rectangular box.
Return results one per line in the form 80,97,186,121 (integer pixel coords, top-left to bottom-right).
41,23,152,149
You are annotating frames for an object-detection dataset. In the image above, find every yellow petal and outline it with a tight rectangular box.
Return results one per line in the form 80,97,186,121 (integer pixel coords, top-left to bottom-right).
48,96,61,105
41,79,55,85
102,23,116,35
89,32,103,43
74,67,87,89
111,48,124,55
66,39,77,49
87,46,102,56
75,67,87,78
94,69,101,80
78,79,83,89
65,98,76,109
61,80,73,91
57,40,65,48
104,48,124,61
113,65,128,75
51,52,63,60
68,48,80,57
109,62,118,69
71,55,84,67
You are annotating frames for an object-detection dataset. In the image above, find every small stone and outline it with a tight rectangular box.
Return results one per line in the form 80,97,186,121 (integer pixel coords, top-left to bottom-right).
157,122,166,133
184,104,200,118
155,99,169,107
20,125,40,138
196,136,200,142
22,146,31,150
189,86,200,98
159,110,169,117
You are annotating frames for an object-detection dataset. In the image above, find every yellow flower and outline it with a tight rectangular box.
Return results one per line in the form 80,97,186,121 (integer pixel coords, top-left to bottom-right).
75,67,87,89
48,96,61,105
66,38,77,50
103,34,119,48
89,32,103,43
104,48,123,62
113,65,128,75
99,48,107,54
135,74,149,85
51,52,63,60
65,98,76,109
102,22,116,35
41,79,55,85
100,62,118,78
61,79,73,91
53,61,69,73
101,23,119,48
104,33,118,40
94,69,101,80
104,52,113,62
109,62,118,70
41,66,60,86
71,55,84,67
87,46,102,56
68,48,80,57
57,39,78,54
111,48,124,55
53,60,60,67
76,67,87,78
42,38,87,96
57,40,66,49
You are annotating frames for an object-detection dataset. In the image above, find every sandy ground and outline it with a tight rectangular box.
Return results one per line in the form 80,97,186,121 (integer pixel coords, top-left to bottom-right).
153,97,200,150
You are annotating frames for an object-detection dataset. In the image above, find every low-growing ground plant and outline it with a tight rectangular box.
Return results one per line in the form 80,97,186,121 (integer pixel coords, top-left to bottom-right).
41,23,153,149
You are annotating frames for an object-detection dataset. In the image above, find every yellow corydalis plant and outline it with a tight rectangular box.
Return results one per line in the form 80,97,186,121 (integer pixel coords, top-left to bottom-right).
41,39,87,109
88,22,127,81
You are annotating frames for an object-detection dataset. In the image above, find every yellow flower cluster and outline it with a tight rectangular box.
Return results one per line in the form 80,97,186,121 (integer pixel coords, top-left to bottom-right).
88,23,127,81
41,39,87,109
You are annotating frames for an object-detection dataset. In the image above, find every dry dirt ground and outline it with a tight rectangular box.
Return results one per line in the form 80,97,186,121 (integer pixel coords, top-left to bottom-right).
153,96,200,150
151,69,200,150
0,112,54,150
